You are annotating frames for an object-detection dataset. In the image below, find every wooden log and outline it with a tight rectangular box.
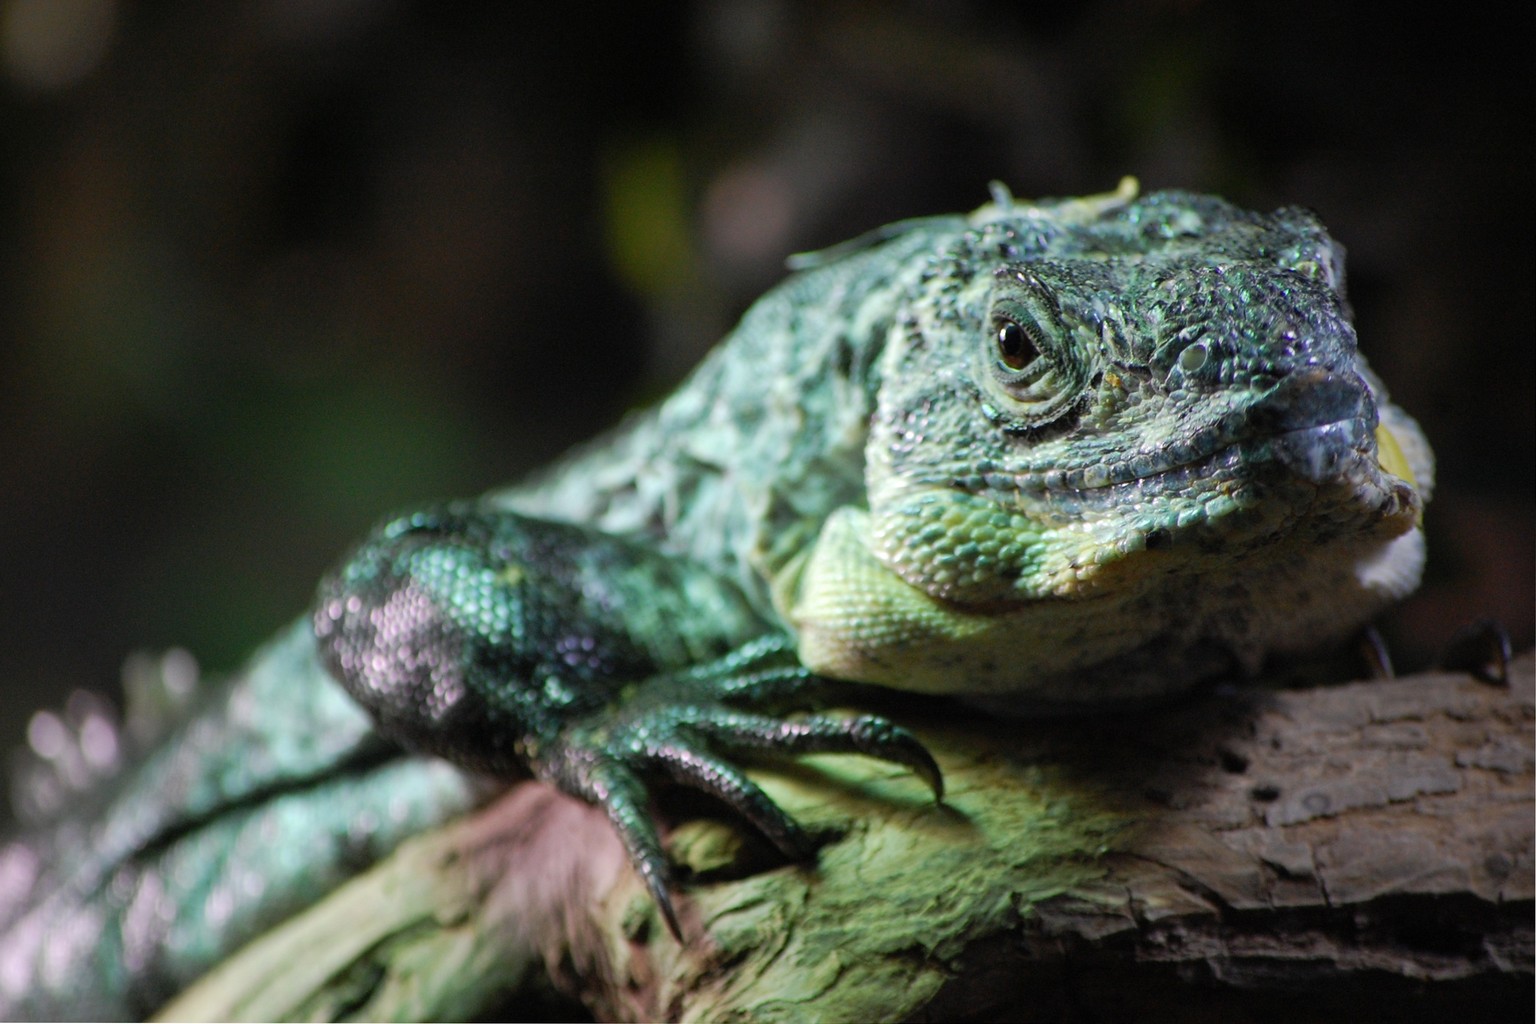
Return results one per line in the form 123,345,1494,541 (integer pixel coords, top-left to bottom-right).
157,653,1534,1022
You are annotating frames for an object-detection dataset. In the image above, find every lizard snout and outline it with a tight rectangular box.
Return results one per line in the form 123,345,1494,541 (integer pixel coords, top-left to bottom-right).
1247,367,1376,484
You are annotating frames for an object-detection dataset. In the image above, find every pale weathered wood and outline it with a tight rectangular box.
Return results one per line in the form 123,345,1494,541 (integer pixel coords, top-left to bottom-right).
158,654,1534,1022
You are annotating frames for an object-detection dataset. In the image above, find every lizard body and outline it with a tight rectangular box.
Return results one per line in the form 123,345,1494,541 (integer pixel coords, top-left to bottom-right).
0,180,1431,1018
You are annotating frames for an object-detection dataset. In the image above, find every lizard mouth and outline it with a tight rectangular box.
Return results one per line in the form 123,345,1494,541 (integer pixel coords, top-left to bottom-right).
977,407,1420,552
988,369,1412,513
1267,417,1378,485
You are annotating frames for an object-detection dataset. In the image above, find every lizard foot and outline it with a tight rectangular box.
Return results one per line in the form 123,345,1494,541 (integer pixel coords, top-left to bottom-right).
1440,618,1513,685
534,645,942,940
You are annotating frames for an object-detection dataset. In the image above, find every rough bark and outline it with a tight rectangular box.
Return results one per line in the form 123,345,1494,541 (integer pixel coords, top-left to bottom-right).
157,654,1534,1023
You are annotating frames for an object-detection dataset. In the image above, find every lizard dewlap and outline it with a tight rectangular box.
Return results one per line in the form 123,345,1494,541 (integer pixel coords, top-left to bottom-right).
315,180,1431,928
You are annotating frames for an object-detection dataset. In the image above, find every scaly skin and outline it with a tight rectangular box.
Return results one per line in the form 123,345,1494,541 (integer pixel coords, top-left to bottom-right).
0,180,1431,1017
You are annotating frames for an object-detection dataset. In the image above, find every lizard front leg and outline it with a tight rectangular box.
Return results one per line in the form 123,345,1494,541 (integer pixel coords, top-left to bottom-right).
312,503,941,938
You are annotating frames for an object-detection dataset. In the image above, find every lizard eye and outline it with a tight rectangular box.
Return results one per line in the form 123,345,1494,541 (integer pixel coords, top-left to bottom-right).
996,321,1040,370
979,274,1096,433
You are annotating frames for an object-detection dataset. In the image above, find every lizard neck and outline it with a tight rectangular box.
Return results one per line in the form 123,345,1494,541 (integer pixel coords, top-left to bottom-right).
495,224,954,611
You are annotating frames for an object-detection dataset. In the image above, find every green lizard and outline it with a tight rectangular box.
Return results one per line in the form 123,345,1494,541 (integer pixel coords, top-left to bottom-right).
0,179,1432,1018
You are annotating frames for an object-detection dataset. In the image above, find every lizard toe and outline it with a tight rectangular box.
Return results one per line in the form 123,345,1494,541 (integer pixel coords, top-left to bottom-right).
691,710,944,801
644,735,817,862
537,740,685,940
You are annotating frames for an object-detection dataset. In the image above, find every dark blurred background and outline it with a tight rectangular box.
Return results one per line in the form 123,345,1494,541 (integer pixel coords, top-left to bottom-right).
1,2,1530,791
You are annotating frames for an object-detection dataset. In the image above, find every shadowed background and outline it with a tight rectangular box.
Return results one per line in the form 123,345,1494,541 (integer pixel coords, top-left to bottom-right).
1,1,1530,816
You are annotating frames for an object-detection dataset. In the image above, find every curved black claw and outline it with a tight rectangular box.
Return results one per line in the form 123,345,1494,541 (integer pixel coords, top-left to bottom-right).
1440,618,1513,685
1357,625,1394,679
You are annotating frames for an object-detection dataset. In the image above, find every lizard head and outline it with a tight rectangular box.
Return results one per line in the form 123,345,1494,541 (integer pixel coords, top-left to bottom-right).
863,188,1433,607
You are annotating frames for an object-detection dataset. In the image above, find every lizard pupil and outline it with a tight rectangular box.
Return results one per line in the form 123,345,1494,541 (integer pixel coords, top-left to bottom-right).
997,321,1038,370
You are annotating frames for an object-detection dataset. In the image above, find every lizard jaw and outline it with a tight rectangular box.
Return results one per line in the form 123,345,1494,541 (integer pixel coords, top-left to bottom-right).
980,361,1423,530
